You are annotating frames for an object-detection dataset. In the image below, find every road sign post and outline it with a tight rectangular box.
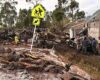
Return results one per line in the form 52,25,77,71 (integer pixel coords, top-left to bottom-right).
30,4,45,52
30,25,36,52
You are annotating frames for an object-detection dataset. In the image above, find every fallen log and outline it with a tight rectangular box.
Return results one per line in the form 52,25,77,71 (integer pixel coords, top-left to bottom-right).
25,53,40,60
0,58,10,64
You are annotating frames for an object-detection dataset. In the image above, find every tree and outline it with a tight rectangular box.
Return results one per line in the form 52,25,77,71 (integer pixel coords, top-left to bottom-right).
44,12,52,27
0,2,2,24
52,8,64,22
16,9,33,28
52,7,65,31
49,0,70,31
0,0,17,29
66,0,79,21
74,10,85,19
58,0,68,8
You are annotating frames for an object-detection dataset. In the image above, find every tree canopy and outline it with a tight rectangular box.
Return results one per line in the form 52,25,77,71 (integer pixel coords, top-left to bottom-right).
0,0,85,30
0,0,17,28
16,9,33,28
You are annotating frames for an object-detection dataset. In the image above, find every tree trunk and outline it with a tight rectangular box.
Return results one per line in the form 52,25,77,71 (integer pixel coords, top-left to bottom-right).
72,9,74,21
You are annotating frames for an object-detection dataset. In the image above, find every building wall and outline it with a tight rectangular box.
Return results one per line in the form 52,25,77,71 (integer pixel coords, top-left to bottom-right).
88,20,100,42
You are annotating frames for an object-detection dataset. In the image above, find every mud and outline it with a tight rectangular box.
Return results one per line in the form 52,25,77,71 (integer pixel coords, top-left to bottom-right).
0,46,91,80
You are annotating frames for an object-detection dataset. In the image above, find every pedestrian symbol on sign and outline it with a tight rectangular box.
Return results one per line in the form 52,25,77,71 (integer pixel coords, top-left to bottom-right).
30,4,46,52
35,8,42,16
31,4,45,18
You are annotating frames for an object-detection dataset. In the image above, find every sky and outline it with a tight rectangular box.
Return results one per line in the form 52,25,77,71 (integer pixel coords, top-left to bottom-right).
16,0,58,12
16,0,100,16
76,0,99,16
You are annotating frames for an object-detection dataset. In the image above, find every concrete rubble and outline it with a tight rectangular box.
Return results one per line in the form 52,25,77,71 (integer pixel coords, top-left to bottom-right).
0,46,91,80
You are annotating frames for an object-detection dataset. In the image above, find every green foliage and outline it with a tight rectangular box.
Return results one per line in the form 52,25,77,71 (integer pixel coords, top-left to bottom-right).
0,0,17,28
65,0,79,21
52,8,65,22
16,9,33,28
51,8,66,30
44,12,52,27
57,0,85,22
74,10,85,19
58,0,68,8
69,0,79,10
50,8,71,33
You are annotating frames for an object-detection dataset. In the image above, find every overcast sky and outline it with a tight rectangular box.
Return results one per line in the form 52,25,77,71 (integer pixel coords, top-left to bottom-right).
16,0,100,16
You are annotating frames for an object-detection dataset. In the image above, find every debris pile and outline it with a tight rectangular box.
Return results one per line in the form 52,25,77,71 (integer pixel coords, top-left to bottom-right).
0,48,65,73
0,47,91,80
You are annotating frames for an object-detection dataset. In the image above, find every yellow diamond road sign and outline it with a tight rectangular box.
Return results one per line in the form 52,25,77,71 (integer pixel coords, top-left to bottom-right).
31,4,45,18
32,18,40,26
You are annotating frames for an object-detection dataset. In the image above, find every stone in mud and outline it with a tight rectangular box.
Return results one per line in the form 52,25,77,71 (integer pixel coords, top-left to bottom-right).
44,65,64,73
5,48,12,53
8,51,20,62
0,47,5,53
7,62,19,70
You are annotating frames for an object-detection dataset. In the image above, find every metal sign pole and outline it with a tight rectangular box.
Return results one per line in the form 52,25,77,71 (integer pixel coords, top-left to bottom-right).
30,25,36,52
30,4,45,52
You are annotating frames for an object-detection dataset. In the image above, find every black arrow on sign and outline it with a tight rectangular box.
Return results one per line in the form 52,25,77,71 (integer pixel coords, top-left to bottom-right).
34,20,38,23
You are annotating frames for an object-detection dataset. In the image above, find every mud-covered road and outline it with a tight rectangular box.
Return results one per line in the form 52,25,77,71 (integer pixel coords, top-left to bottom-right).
0,44,91,80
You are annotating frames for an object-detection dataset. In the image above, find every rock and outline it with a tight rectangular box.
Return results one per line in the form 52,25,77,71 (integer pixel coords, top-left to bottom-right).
5,48,12,53
0,47,5,53
69,65,91,80
7,62,19,70
44,65,54,72
44,65,64,73
0,47,91,80
8,51,20,62
65,63,73,72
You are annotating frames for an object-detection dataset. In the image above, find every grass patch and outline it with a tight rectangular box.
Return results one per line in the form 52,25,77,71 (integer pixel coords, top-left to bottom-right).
57,49,100,79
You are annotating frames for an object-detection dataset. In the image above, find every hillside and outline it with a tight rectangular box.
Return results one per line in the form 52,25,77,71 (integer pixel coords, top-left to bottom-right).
87,9,100,21
93,9,100,19
57,47,100,80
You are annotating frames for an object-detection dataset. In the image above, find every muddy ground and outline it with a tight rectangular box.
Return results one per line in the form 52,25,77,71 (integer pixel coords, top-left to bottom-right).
0,44,92,80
